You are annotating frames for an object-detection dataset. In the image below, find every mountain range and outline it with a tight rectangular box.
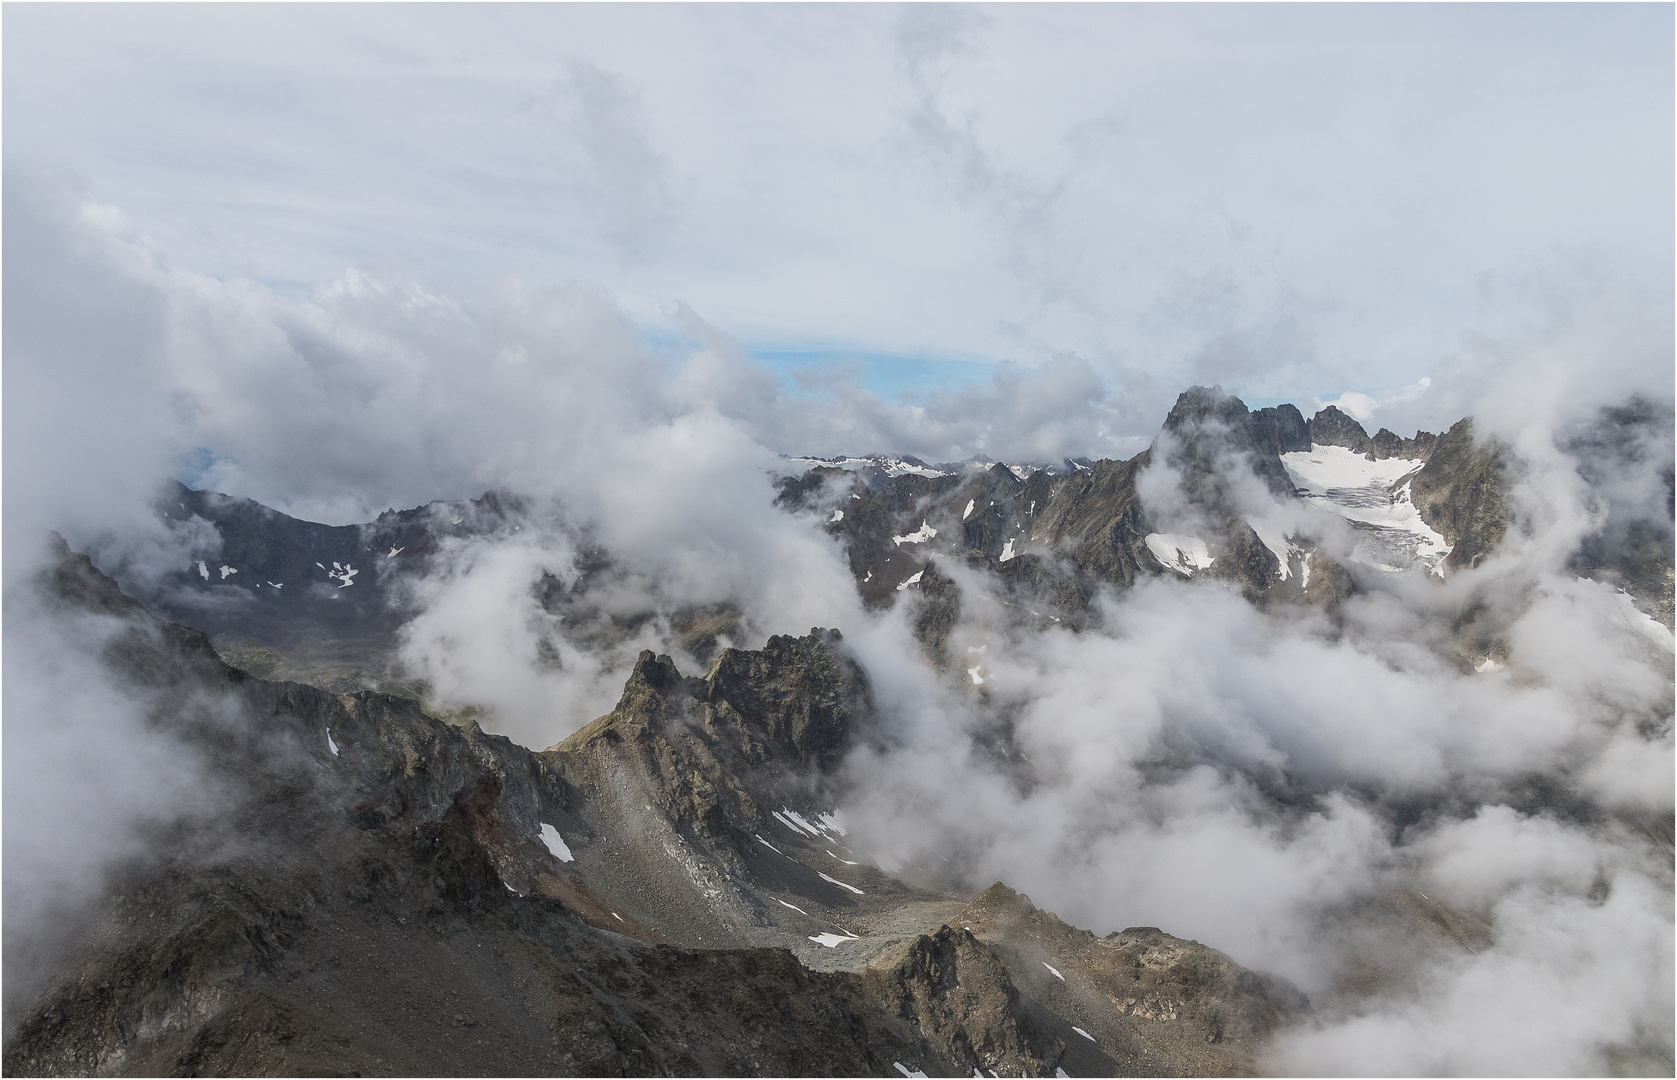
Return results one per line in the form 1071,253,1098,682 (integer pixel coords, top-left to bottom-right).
6,386,1671,1076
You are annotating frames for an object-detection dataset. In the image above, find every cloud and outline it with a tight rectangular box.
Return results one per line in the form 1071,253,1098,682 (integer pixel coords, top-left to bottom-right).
0,160,189,588
1311,377,1434,425
1,574,222,1014
3,151,1669,1076
546,60,680,262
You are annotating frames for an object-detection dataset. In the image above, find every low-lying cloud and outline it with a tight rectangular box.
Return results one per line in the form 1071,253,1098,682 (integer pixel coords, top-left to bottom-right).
4,158,1671,1075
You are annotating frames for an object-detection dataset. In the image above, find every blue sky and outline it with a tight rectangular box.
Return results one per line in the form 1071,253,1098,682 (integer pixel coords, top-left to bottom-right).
5,3,1672,442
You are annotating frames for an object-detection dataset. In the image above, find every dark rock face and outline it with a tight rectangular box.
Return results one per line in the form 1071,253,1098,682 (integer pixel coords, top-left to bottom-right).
1249,403,1312,458
1409,418,1510,571
859,926,1084,1076
1308,405,1376,455
1158,386,1297,502
907,562,961,665
703,630,866,774
554,629,871,854
1030,454,1156,594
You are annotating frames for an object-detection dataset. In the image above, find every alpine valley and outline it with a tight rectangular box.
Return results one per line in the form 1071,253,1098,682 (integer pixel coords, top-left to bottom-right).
6,388,1673,1078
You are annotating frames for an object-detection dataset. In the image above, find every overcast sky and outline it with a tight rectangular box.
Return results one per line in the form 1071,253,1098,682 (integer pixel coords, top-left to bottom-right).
4,3,1672,461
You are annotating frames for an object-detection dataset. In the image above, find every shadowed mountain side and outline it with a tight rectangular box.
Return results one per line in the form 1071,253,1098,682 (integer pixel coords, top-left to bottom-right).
1562,397,1677,626
1381,418,1508,572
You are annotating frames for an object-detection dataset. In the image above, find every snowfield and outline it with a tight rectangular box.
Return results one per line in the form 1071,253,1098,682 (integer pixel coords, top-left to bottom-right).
1282,446,1450,574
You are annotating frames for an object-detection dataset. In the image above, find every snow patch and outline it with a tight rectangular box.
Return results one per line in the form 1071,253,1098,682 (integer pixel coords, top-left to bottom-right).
999,538,1017,563
1247,518,1297,581
962,499,975,520
828,509,844,523
893,1064,929,1079
326,730,339,756
196,561,208,580
754,834,784,855
539,823,574,862
776,898,808,915
1144,534,1214,575
788,455,950,479
892,520,937,545
385,545,404,558
818,872,864,895
967,666,985,686
1474,656,1503,674
777,808,848,844
1043,961,1065,980
778,809,824,837
826,850,857,865
218,565,237,580
809,931,858,948
896,569,924,591
781,808,821,835
1072,1026,1095,1042
1610,587,1676,648
328,562,359,588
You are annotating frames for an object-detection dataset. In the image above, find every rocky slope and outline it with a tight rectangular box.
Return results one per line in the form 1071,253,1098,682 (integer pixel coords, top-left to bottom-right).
5,541,1302,1077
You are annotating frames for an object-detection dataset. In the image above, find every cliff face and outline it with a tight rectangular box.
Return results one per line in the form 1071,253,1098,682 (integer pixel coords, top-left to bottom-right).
5,543,1300,1078
1406,418,1510,572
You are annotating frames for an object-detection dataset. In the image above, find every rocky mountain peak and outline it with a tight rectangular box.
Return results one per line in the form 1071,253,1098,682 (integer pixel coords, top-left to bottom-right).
1248,401,1312,457
702,628,867,773
610,649,701,724
1161,384,1251,432
1307,404,1374,452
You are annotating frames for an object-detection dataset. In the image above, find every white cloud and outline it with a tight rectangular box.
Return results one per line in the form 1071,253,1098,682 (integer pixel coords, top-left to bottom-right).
3,5,1668,424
